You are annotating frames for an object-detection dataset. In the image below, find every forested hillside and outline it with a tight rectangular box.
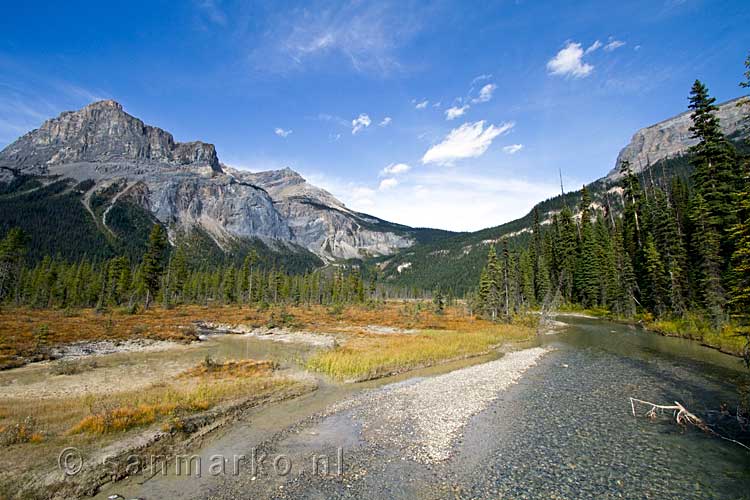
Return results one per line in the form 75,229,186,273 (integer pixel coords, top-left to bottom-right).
471,77,749,356
375,111,749,297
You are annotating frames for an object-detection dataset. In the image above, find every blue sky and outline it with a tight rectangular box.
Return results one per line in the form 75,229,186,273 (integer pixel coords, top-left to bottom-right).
1,0,748,231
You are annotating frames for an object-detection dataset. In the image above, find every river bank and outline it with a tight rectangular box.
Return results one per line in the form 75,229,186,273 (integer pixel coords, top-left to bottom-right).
0,303,536,499
104,315,750,500
552,307,748,359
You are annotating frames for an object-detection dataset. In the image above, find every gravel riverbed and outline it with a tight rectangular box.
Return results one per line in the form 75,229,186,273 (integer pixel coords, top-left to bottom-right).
210,347,550,499
100,318,750,500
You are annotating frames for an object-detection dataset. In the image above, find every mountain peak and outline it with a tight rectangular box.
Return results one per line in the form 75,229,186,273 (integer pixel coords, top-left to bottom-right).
84,99,123,111
277,166,306,181
0,100,222,173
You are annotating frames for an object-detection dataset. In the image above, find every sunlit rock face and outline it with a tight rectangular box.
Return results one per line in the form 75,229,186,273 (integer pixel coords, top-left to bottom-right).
0,100,413,260
236,167,413,260
608,97,749,179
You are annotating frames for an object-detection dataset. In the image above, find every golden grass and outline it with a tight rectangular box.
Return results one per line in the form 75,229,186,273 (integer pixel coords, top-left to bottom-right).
0,359,289,440
307,323,534,381
0,417,44,445
0,302,508,366
66,360,286,435
0,359,303,499
68,403,178,435
178,358,277,379
647,316,748,356
554,304,612,318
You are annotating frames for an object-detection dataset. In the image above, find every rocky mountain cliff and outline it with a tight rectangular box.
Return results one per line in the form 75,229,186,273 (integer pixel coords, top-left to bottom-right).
0,100,422,262
607,97,749,178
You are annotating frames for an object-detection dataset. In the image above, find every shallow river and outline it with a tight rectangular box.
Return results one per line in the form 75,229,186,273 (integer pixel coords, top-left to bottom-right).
98,317,750,499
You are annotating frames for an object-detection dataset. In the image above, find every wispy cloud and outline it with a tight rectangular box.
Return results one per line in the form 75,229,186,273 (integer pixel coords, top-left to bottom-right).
317,113,349,127
415,99,429,109
274,127,292,138
445,105,469,120
351,113,372,134
604,38,626,51
547,41,594,78
194,0,227,27
379,177,398,190
380,162,411,176
472,83,496,104
471,74,493,86
251,1,427,75
422,121,514,165
585,40,602,54
502,144,524,154
379,116,392,127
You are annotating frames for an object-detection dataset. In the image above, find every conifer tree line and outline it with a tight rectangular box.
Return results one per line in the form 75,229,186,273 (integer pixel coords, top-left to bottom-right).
0,224,377,310
475,57,750,327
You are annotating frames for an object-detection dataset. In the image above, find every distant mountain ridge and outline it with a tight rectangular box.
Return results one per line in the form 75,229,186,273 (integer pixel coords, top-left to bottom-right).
375,95,749,293
0,100,449,265
607,96,749,178
1,96,747,284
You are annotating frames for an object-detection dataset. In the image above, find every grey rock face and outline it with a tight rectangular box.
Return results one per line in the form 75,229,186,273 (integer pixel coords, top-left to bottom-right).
0,100,221,173
231,167,414,260
608,97,749,178
148,174,292,243
0,100,413,260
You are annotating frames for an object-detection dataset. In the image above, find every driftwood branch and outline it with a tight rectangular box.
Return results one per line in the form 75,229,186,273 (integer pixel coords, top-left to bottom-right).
630,398,750,452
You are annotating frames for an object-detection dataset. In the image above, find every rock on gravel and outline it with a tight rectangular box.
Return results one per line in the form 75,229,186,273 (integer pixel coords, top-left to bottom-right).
50,338,178,359
333,347,550,464
195,322,337,348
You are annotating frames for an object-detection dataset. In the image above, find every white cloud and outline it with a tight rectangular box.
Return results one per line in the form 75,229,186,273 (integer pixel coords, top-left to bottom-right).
585,40,602,54
379,177,399,190
472,83,496,103
380,163,411,176
445,105,469,120
274,127,292,138
471,74,492,85
379,116,392,127
503,144,524,154
349,186,377,207
604,39,626,51
547,42,594,78
351,113,372,134
422,121,514,165
302,167,569,232
415,99,429,109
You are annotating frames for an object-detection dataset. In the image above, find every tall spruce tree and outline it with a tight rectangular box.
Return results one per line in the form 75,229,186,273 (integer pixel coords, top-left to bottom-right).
141,224,167,309
729,161,750,314
0,228,27,304
574,186,599,306
484,245,502,320
690,193,726,325
557,206,578,302
688,80,738,244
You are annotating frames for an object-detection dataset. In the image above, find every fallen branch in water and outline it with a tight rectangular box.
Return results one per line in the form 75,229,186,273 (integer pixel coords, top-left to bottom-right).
629,397,750,452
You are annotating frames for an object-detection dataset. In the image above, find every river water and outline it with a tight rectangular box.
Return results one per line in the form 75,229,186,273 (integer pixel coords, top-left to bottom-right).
447,316,750,499
97,316,750,499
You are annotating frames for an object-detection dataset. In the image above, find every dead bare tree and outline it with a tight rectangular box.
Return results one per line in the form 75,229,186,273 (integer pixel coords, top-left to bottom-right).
629,398,750,452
